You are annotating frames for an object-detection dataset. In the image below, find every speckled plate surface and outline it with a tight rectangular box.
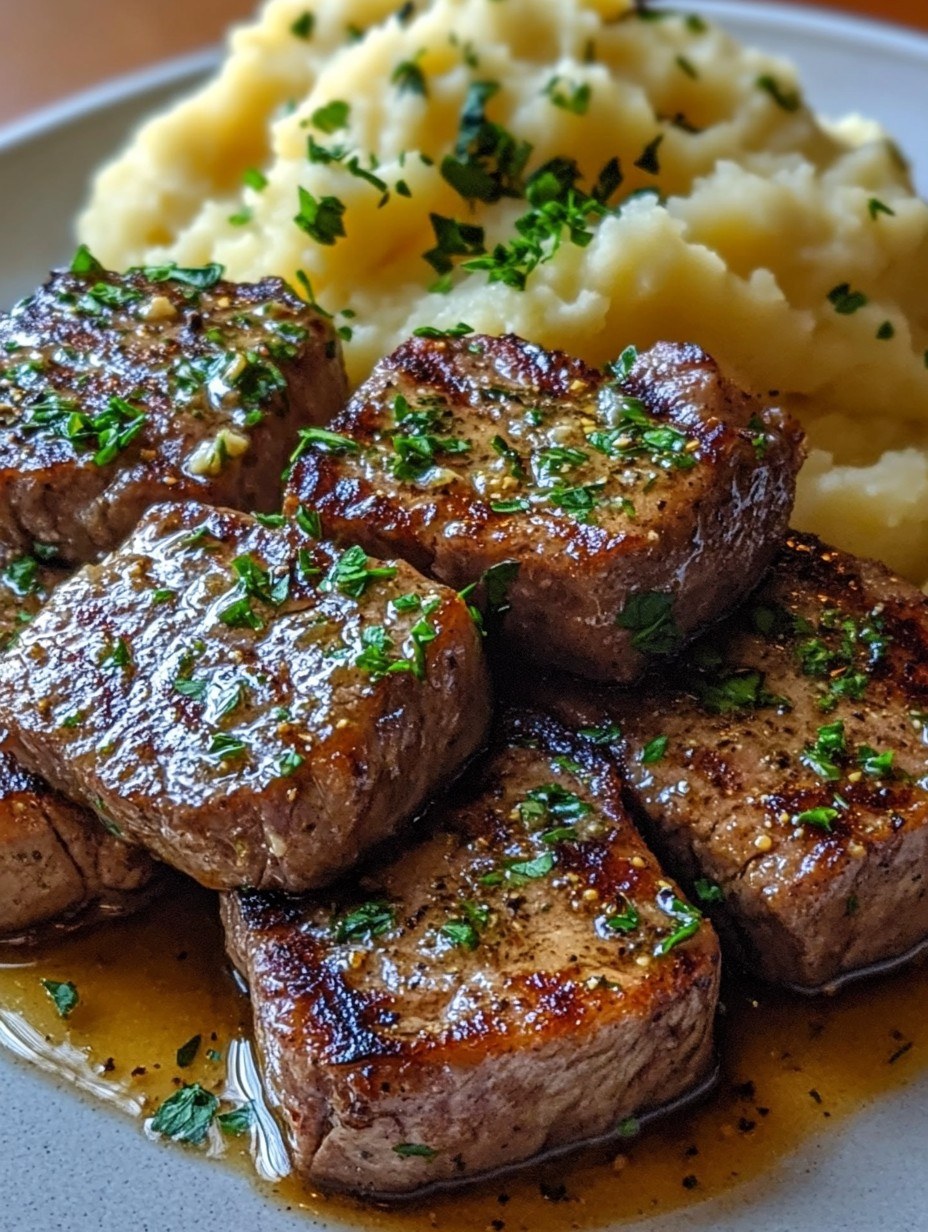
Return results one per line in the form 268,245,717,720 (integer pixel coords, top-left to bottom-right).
1,4,928,1230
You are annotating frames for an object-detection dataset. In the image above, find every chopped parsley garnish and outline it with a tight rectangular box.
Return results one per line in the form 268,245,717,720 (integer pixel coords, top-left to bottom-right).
152,588,176,605
393,1143,439,1160
460,559,520,632
40,979,78,1018
391,430,470,481
579,722,622,745
492,434,528,480
76,281,142,313
617,591,681,656
606,345,638,381
633,134,663,175
858,745,895,777
792,607,886,711
290,11,315,39
217,553,289,631
243,167,268,191
70,244,103,274
137,261,224,290
295,505,322,537
587,392,695,471
692,667,783,715
412,322,474,339
208,733,247,761
441,80,531,204
544,76,592,115
232,553,290,606
794,805,839,832
311,100,350,133
173,676,208,701
100,637,132,671
868,197,895,220
490,498,529,514
640,735,668,764
535,445,588,476
218,595,264,631
334,901,394,943
518,782,592,828
392,58,427,96
654,889,702,955
547,481,604,521
877,321,895,341
827,283,868,315
2,554,41,597
290,427,360,468
217,1103,255,1136
151,1084,218,1146
617,1116,640,1139
463,158,610,290
604,902,639,934
321,545,398,598
481,852,555,886
801,721,846,781
440,919,480,950
423,213,486,276
278,749,305,777
694,879,724,905
757,74,801,111
176,1034,201,1068
294,187,347,245
22,392,146,467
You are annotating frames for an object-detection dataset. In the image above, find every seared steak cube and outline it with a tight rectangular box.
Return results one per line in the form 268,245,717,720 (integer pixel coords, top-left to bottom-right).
0,753,162,941
286,334,803,681
526,534,928,990
0,502,490,892
0,548,161,940
0,259,348,563
221,711,720,1197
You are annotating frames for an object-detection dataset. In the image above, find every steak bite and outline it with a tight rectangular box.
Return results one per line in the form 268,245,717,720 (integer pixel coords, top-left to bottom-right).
285,334,803,681
0,502,490,892
221,710,720,1198
0,257,349,563
0,548,161,941
0,755,162,942
525,533,928,991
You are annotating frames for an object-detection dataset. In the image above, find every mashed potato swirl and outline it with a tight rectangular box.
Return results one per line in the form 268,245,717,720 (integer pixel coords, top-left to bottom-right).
80,0,928,582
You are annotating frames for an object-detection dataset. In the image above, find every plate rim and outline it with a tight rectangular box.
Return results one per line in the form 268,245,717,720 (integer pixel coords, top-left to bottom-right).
0,48,218,155
3,0,928,157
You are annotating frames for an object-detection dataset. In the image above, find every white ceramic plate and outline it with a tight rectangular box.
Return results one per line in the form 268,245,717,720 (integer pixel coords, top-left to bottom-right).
2,4,928,1230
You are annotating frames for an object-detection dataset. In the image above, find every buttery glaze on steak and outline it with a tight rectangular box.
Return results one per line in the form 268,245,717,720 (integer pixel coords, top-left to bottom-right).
0,550,161,941
221,711,720,1198
286,334,803,681
0,261,348,563
0,502,490,892
521,533,928,990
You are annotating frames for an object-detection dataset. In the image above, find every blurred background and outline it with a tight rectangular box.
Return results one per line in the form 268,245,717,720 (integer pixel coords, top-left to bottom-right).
0,0,925,125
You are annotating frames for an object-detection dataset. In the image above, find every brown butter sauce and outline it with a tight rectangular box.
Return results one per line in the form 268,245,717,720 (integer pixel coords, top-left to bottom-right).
1,883,926,1231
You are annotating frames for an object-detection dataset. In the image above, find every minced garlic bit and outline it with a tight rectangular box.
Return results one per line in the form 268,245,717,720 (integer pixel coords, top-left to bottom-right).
186,428,250,477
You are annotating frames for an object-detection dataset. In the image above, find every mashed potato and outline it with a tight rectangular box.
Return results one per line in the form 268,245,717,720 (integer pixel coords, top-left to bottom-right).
80,0,928,582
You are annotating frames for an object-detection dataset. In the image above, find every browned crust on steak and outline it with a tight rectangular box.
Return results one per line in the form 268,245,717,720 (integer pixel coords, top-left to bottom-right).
0,266,348,562
0,502,491,892
516,533,928,990
221,710,720,1196
285,335,803,681
0,548,162,941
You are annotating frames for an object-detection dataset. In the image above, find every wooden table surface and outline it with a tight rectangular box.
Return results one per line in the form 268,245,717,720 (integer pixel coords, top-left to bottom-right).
0,0,926,127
